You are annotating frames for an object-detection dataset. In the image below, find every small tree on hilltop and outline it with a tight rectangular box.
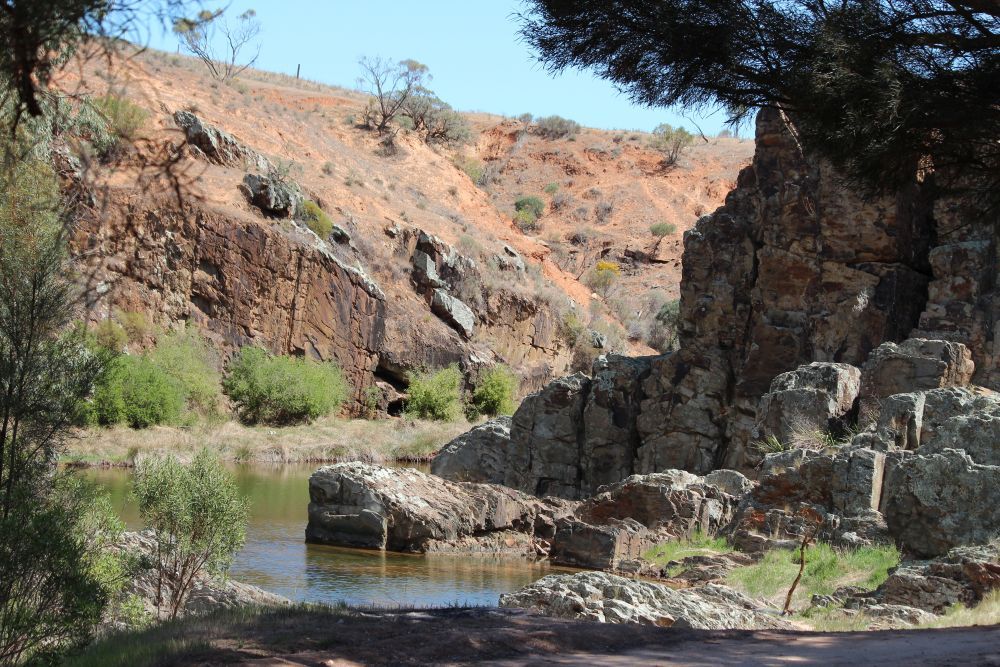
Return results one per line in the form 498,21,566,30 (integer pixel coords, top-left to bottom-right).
131,449,249,620
358,57,429,135
649,123,694,166
174,9,262,82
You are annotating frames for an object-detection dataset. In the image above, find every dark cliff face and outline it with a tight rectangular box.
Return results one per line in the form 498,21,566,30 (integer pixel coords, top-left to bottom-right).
636,109,997,473
73,193,387,408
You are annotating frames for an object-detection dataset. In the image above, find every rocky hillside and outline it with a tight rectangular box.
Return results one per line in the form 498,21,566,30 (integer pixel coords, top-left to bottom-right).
65,47,751,412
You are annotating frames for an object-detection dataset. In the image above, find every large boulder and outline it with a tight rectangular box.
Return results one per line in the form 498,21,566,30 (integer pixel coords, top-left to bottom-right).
173,110,271,171
499,572,791,630
430,417,510,484
507,373,592,498
882,449,1000,557
847,542,1000,614
548,518,655,570
861,339,975,401
305,463,567,553
755,362,861,444
241,172,302,217
430,289,475,338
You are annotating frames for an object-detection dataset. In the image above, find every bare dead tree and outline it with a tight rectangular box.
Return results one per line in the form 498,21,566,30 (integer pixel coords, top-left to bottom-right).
357,57,428,135
174,8,261,82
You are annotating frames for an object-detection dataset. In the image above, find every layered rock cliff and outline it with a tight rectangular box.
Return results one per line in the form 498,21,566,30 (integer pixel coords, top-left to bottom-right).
436,108,998,485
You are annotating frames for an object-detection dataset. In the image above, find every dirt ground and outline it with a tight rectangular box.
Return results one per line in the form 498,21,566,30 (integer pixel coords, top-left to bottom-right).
172,608,1000,667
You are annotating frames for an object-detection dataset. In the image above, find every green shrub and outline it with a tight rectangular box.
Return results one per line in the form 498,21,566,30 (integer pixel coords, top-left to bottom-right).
544,182,560,194
92,94,149,157
649,123,695,165
93,355,185,428
453,155,484,184
517,112,533,124
515,196,546,219
299,200,334,239
131,449,249,619
117,310,151,344
223,347,348,425
94,319,127,352
558,310,586,346
534,115,580,139
513,208,538,232
650,222,676,238
405,365,463,421
469,366,518,418
147,330,222,418
585,260,620,294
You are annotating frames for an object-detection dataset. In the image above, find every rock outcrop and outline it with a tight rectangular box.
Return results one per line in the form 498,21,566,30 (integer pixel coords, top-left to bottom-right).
882,449,1000,558
499,572,791,630
305,463,572,553
75,194,386,410
434,355,653,499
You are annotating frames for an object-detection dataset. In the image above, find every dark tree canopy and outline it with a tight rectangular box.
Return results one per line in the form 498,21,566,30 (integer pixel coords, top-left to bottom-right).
520,1,1000,207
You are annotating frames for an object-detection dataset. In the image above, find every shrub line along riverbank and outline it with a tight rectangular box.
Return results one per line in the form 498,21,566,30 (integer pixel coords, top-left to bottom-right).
62,417,473,468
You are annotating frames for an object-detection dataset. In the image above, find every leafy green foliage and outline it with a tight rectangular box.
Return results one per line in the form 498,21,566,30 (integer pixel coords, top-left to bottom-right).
92,355,185,428
513,208,538,232
88,329,222,427
543,182,560,194
223,347,348,425
469,366,518,419
131,450,249,620
405,365,463,422
558,310,586,346
515,195,545,218
646,298,681,353
298,200,334,239
147,329,222,419
0,139,115,664
94,318,128,352
533,115,580,139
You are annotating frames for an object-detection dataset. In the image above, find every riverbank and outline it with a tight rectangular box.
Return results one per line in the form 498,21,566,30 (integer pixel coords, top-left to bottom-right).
62,417,473,467
68,604,1000,666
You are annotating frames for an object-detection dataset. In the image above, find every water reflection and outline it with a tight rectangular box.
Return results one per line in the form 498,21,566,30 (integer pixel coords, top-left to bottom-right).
83,463,557,607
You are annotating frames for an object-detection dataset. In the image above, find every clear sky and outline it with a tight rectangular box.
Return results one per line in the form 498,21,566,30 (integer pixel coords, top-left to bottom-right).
144,0,731,135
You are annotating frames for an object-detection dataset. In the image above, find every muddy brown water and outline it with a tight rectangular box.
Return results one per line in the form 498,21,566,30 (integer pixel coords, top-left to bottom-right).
84,463,563,608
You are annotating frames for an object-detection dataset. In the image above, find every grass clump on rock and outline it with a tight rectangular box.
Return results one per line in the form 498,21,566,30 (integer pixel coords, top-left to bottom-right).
644,531,733,571
298,200,334,239
223,347,348,425
405,365,463,422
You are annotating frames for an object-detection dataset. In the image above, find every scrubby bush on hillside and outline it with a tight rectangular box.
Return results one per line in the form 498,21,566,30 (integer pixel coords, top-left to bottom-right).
92,94,149,159
585,260,620,294
650,123,695,166
544,182,560,194
515,196,546,219
594,199,614,224
534,115,580,139
405,365,463,422
468,366,518,419
453,155,485,185
94,319,128,353
514,208,539,232
401,90,471,144
650,222,676,238
647,298,681,352
223,347,348,425
298,200,334,239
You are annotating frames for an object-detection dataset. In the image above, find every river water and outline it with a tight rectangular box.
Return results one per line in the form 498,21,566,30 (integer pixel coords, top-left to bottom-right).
84,463,561,608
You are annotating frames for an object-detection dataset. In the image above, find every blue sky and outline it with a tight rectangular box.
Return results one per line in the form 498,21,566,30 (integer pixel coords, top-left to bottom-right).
144,0,732,134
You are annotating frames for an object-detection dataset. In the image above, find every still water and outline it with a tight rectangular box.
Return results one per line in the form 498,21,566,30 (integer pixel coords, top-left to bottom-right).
85,464,559,608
